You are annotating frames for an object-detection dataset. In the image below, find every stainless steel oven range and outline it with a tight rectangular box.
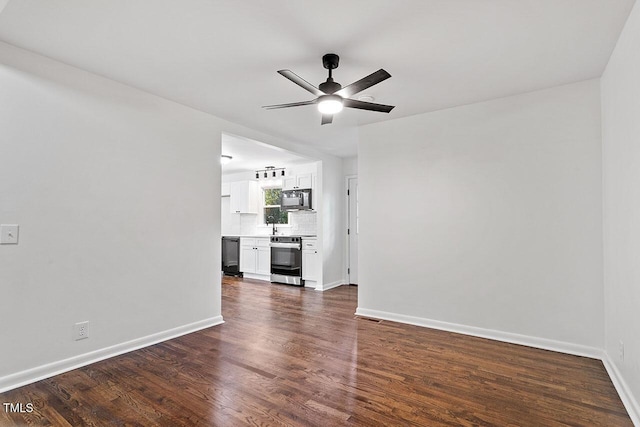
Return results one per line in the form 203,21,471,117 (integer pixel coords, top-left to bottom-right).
270,236,303,286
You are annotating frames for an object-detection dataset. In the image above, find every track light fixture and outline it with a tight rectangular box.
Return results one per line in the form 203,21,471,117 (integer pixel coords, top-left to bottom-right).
255,166,286,179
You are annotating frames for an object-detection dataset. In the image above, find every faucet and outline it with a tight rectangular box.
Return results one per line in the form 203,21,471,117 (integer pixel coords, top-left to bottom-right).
267,215,277,235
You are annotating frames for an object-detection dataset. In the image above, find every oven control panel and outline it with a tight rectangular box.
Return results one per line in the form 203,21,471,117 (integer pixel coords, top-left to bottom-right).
270,236,301,243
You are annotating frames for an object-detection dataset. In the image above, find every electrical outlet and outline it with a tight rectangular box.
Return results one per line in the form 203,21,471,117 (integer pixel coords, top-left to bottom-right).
619,340,624,361
74,321,89,341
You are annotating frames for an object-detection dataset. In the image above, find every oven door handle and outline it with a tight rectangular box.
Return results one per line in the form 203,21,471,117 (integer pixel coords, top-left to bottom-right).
269,243,301,249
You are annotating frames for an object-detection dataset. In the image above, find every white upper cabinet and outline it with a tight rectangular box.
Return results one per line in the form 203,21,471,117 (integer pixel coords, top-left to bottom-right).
297,173,313,189
229,181,258,214
282,176,296,191
283,172,314,191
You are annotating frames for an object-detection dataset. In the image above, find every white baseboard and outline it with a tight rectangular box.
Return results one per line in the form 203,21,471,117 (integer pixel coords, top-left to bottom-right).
317,280,344,292
0,316,224,393
242,273,270,282
354,307,603,359
602,353,640,426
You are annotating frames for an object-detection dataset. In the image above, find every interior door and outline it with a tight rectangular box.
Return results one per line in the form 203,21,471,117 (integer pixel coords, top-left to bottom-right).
348,177,358,285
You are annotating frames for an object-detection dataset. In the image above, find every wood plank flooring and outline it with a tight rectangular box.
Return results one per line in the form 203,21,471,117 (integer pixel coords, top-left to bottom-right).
0,277,633,426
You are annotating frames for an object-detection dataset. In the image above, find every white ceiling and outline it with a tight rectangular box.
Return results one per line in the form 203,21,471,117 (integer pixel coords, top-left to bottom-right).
0,0,634,157
221,133,311,175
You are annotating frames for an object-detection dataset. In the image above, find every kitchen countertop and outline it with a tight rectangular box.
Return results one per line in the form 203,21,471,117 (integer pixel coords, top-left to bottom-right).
222,235,269,238
222,235,317,238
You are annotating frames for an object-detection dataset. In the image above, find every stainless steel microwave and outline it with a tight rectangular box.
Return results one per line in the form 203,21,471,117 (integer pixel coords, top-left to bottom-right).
281,188,312,211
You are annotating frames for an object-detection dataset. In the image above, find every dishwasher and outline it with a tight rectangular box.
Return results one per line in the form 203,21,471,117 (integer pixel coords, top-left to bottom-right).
221,236,242,277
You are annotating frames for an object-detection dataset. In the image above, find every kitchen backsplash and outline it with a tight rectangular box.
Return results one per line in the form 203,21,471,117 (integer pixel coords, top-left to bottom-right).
289,210,317,235
221,194,317,236
240,214,258,235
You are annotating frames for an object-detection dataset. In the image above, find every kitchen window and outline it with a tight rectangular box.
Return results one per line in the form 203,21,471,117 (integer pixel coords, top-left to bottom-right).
263,187,288,225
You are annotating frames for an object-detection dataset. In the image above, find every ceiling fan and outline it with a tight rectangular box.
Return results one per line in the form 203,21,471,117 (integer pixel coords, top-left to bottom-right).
263,53,394,125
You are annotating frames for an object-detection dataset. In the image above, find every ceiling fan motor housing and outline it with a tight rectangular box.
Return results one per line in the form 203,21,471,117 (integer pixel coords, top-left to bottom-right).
320,53,342,93
319,79,341,94
322,53,339,70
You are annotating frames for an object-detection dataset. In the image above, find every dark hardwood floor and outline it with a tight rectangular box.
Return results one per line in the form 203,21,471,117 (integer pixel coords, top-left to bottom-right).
1,277,632,426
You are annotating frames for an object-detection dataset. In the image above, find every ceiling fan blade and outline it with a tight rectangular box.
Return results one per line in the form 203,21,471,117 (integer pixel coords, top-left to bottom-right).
321,114,333,125
278,70,325,96
343,98,394,113
335,69,391,98
262,100,317,110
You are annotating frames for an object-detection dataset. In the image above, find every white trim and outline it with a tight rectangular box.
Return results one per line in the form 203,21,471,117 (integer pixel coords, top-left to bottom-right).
345,174,357,285
304,280,318,289
0,316,224,393
354,307,603,359
602,353,640,426
316,280,344,292
242,272,270,282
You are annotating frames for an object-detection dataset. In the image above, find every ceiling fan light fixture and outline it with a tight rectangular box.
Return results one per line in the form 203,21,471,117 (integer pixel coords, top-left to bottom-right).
317,95,343,115
263,54,394,125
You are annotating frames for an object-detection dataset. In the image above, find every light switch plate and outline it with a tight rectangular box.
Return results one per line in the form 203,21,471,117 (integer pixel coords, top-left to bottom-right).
0,224,19,244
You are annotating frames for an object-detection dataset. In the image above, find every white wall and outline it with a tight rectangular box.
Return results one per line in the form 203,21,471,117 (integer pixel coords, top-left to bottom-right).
358,80,603,353
601,0,640,421
343,156,358,176
318,157,346,290
0,41,223,390
0,39,348,391
221,171,256,183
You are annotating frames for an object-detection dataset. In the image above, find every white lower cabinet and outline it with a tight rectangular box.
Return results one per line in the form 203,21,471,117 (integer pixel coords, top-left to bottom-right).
302,238,319,283
240,238,271,279
256,246,270,276
240,245,257,272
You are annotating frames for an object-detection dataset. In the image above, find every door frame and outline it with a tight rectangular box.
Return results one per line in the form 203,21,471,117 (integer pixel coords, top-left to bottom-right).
345,174,358,285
